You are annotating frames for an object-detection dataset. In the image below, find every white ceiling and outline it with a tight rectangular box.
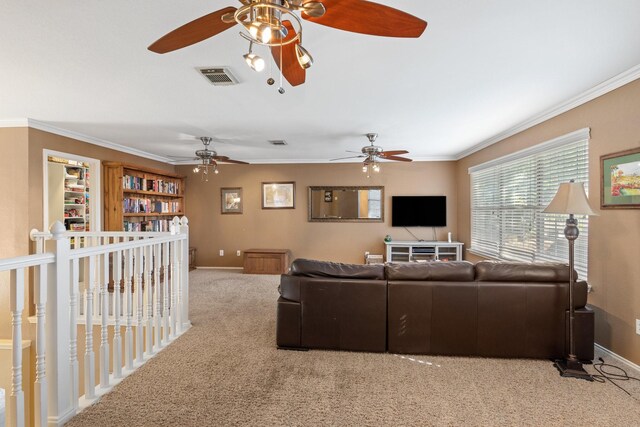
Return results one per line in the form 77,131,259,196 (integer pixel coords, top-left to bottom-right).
2,0,640,164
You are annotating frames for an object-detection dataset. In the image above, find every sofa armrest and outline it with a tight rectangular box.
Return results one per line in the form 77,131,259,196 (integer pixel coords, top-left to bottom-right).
277,297,302,349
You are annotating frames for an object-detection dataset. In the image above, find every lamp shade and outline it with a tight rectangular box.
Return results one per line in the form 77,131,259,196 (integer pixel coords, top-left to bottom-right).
543,182,598,216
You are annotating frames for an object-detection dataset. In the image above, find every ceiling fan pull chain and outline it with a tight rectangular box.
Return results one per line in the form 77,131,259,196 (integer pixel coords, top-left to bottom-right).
278,40,285,94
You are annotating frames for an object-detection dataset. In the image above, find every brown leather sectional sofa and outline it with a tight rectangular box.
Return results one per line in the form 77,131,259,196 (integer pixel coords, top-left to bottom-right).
277,259,594,360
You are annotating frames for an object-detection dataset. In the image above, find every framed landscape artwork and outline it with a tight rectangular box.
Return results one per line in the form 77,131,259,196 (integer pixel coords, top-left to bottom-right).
601,147,640,209
262,182,295,209
221,187,243,214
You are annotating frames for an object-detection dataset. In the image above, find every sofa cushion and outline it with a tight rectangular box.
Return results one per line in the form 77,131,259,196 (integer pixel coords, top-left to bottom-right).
289,258,385,280
475,260,576,282
385,261,475,281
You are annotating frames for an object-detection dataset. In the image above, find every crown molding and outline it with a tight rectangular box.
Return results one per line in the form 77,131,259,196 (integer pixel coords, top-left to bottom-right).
170,156,455,166
456,63,640,160
0,118,29,127
1,118,172,163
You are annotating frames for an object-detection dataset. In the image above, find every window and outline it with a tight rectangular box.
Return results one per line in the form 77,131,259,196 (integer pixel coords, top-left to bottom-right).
469,129,590,279
367,189,382,219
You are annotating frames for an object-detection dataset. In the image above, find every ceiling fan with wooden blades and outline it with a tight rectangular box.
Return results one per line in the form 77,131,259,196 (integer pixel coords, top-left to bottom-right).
330,133,412,177
181,137,248,181
148,0,427,89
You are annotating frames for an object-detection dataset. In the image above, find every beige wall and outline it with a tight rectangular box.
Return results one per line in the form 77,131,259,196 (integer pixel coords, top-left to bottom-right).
0,128,30,338
179,161,458,266
0,128,30,258
0,127,177,340
456,78,640,365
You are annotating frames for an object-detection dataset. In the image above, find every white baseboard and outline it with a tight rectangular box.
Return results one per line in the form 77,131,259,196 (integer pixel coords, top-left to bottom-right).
594,343,640,374
193,266,243,270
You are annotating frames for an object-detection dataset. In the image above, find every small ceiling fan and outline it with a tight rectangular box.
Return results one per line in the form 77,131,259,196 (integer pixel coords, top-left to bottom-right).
331,133,412,176
183,137,248,181
148,0,427,89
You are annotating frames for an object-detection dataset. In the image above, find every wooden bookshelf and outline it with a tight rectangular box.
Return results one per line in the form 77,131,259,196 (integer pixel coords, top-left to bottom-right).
103,162,185,232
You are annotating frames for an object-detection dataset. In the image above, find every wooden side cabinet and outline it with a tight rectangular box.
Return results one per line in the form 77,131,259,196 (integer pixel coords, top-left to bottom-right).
243,249,291,274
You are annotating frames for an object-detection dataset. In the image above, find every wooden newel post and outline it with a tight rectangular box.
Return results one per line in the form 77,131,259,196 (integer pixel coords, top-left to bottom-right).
47,221,74,425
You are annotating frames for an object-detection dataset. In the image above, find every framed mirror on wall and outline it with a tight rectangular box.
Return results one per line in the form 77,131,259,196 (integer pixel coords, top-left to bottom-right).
308,186,384,222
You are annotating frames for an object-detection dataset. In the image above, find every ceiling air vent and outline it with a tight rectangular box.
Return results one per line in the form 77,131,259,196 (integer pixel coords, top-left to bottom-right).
197,67,238,86
269,140,288,146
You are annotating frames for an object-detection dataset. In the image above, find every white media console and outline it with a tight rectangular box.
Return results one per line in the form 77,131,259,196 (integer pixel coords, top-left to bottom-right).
384,241,464,263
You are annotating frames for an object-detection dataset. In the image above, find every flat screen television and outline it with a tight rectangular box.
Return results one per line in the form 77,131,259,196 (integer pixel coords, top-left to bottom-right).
392,196,446,227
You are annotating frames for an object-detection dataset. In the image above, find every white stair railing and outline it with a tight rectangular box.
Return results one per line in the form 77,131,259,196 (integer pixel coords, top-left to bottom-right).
1,216,190,427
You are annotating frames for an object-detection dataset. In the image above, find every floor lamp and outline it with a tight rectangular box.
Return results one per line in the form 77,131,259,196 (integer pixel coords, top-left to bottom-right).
543,180,597,380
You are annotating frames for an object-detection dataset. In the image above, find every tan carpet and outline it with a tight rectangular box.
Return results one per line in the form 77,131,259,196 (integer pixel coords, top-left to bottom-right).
66,269,640,426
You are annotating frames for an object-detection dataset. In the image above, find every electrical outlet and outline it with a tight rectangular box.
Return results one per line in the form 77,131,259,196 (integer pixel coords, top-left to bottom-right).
636,319,640,335
219,250,224,256
236,250,241,256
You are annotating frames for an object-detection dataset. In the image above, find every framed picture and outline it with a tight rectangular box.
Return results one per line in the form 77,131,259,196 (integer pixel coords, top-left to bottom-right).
601,147,640,209
221,187,243,214
262,182,295,209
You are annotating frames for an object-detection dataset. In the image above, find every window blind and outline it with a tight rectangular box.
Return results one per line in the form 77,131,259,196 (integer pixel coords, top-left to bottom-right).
470,130,590,279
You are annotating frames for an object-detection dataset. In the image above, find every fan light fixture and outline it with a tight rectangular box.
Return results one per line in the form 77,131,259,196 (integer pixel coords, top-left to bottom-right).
149,1,427,91
233,1,314,80
193,159,219,182
330,132,413,176
243,42,265,72
295,43,313,69
362,158,381,178
191,136,248,181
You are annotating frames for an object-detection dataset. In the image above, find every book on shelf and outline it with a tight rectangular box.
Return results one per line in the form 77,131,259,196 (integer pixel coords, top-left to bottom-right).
123,197,180,214
123,175,179,195
124,218,172,232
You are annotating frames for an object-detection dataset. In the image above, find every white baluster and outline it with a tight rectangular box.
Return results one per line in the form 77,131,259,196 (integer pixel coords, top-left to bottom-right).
93,245,100,325
99,253,110,388
34,263,48,427
70,258,80,410
110,273,116,317
172,217,182,335
84,255,96,399
174,241,183,335
162,242,170,344
144,245,153,356
113,250,123,378
153,244,162,350
170,241,178,338
180,217,190,329
9,268,25,427
124,249,134,371
135,246,144,364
